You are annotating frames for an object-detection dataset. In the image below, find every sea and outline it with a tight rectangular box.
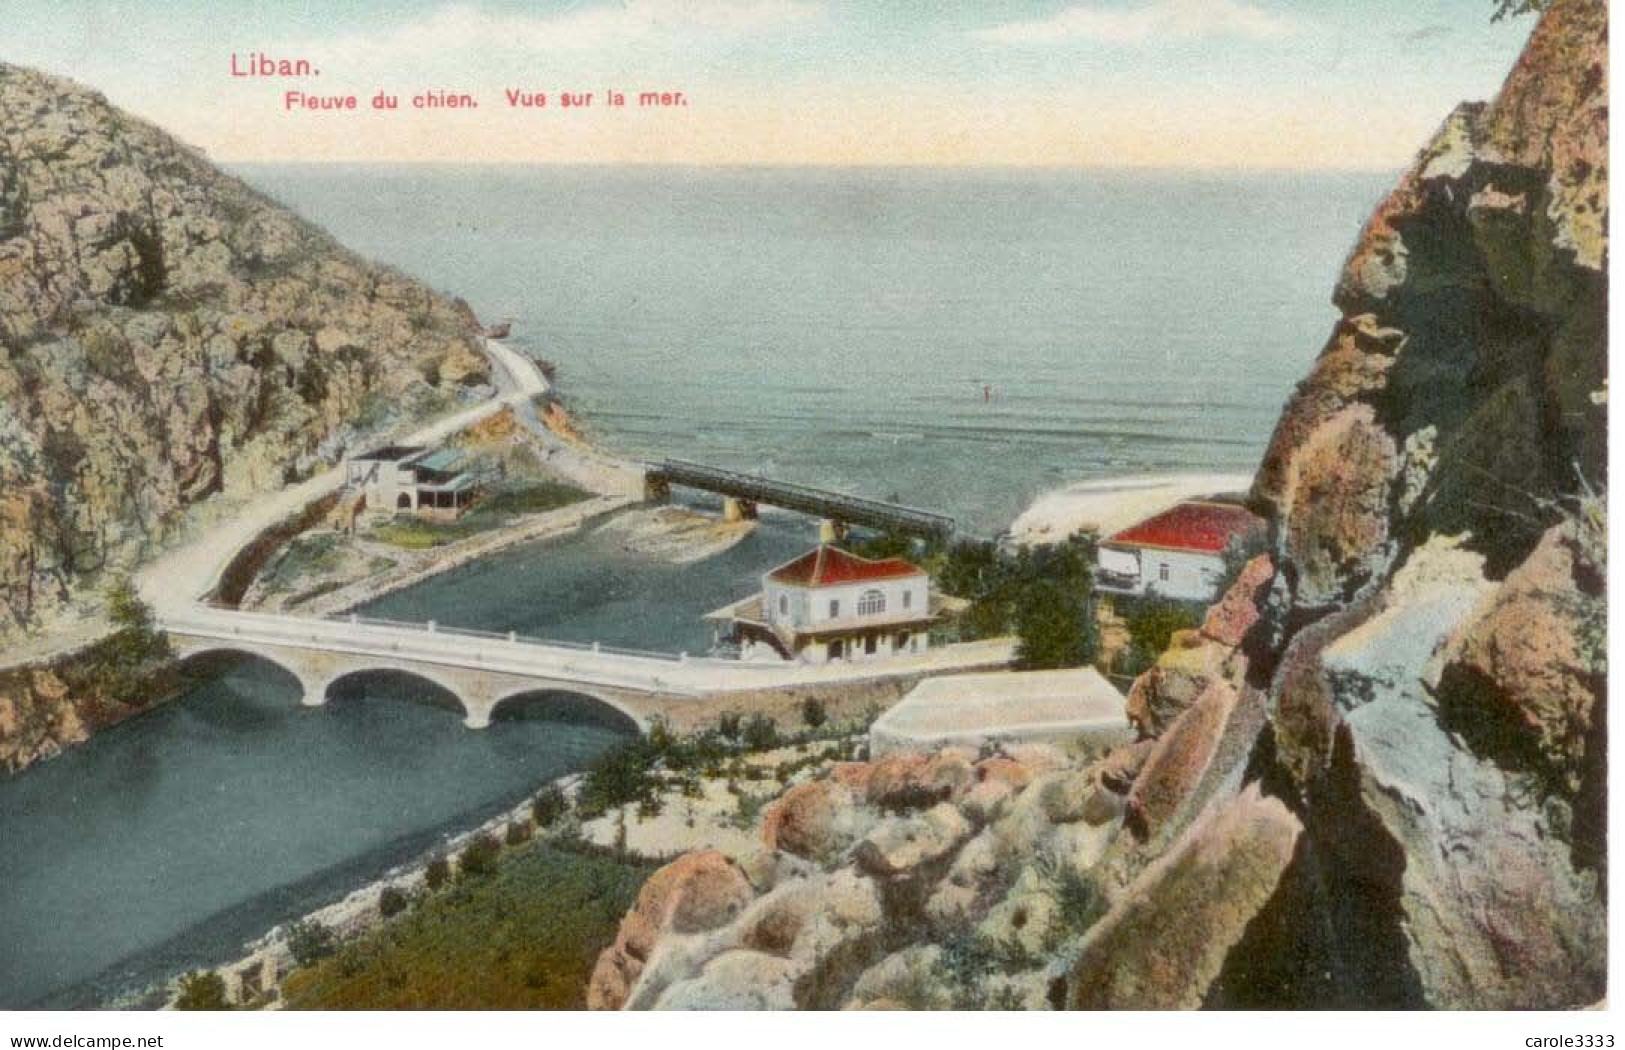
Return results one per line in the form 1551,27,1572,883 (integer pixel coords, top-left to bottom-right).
235,164,1391,534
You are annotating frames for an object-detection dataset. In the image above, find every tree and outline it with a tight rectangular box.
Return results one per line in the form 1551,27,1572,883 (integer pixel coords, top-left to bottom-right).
286,919,338,968
800,697,828,730
531,784,568,828
173,970,229,1010
81,577,173,706
1493,0,1549,19
1013,580,1098,670
1122,595,1203,664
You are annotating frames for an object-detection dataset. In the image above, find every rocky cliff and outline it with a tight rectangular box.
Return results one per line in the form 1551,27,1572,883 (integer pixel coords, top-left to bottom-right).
588,0,1607,1010
0,63,490,644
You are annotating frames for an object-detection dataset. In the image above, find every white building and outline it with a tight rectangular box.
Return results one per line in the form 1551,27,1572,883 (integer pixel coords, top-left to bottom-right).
870,667,1130,757
704,545,957,664
1094,500,1262,603
345,444,481,521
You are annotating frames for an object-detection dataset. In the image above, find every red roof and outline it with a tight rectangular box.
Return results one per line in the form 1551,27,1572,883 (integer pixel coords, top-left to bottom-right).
768,546,923,587
1105,501,1262,554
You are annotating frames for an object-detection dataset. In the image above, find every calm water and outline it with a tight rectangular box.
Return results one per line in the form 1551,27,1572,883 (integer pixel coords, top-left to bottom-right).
1,167,1390,1007
237,164,1390,533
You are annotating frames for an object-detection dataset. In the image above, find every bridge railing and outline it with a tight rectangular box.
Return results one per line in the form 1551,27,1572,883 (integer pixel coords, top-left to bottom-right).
330,613,694,662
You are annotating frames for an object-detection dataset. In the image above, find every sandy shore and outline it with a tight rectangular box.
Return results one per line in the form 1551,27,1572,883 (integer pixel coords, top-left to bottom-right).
1006,472,1254,547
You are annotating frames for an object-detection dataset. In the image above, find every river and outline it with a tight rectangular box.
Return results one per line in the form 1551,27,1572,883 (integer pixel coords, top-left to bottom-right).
0,515,811,1008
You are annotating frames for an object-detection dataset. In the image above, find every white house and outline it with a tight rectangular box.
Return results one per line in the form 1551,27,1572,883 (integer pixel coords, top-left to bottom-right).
1094,500,1262,603
345,444,481,521
704,545,956,664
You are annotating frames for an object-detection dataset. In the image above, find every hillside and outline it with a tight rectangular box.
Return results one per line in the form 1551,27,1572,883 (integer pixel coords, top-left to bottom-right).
0,63,491,645
585,0,1608,1011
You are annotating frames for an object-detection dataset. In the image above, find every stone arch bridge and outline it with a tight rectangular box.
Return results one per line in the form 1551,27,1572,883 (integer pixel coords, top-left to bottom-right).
161,608,1013,732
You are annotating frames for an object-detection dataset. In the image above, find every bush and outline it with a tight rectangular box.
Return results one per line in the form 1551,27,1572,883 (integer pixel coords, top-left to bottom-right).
173,970,229,1010
800,697,828,730
424,855,451,890
576,738,660,818
1121,595,1203,664
506,820,533,846
742,714,779,751
460,834,502,878
378,887,409,918
286,919,338,969
531,784,568,828
716,711,743,741
1013,580,1097,670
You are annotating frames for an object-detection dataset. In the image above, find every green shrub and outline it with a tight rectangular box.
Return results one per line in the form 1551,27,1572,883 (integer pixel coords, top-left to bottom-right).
378,886,408,918
424,855,450,890
173,970,229,1010
460,834,502,877
506,820,533,846
800,697,828,730
717,710,742,740
577,738,660,818
1121,595,1203,664
286,919,337,969
742,714,779,751
531,784,568,828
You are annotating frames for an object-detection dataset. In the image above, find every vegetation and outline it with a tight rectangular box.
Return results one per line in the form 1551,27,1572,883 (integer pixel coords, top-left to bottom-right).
800,697,828,730
929,535,1100,669
531,784,569,828
424,855,450,890
459,834,502,878
285,919,338,969
1493,0,1548,19
367,480,589,550
68,578,174,707
281,842,657,1009
378,887,409,919
173,970,230,1011
1118,595,1204,670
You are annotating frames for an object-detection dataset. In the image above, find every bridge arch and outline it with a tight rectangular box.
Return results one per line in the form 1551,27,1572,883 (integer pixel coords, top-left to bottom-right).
488,688,645,736
170,646,317,706
323,667,470,720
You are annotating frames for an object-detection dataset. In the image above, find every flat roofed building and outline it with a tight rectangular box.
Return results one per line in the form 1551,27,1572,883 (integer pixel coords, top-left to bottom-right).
1095,499,1263,603
345,444,481,521
870,667,1130,757
704,545,960,664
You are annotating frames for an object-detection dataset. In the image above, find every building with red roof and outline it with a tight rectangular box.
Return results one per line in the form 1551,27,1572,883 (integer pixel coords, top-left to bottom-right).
1096,500,1263,603
705,545,960,663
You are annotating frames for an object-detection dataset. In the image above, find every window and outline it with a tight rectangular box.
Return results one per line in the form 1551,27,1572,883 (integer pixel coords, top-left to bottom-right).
397,493,412,509
864,634,878,655
857,589,886,616
1158,564,1170,582
778,594,788,616
829,599,840,618
902,589,912,610
897,631,910,650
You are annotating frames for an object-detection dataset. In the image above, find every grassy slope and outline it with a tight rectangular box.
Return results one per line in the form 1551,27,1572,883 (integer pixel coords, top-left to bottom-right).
282,842,655,1010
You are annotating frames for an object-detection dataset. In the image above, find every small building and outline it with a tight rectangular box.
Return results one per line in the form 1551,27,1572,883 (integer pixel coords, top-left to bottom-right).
869,667,1130,758
704,545,957,664
1094,499,1263,603
345,444,481,521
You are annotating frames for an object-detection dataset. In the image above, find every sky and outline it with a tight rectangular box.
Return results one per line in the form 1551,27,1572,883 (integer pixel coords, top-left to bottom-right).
7,0,1537,169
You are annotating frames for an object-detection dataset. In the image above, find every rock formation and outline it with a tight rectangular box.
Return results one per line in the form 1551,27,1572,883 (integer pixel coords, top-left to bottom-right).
0,63,490,644
589,0,1607,1011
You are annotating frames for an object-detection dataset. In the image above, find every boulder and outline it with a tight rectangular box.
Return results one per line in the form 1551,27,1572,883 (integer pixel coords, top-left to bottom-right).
760,778,873,862
854,803,972,879
1066,786,1303,1009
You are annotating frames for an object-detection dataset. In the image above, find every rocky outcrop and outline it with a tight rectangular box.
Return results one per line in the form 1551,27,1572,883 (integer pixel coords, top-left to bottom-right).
0,63,489,642
1081,0,1608,1011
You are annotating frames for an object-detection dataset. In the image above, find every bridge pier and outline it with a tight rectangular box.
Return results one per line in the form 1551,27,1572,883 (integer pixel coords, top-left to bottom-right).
723,496,758,523
819,518,849,543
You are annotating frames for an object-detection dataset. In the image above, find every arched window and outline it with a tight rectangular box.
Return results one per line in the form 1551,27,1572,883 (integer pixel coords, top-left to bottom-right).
857,589,886,616
397,493,413,509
